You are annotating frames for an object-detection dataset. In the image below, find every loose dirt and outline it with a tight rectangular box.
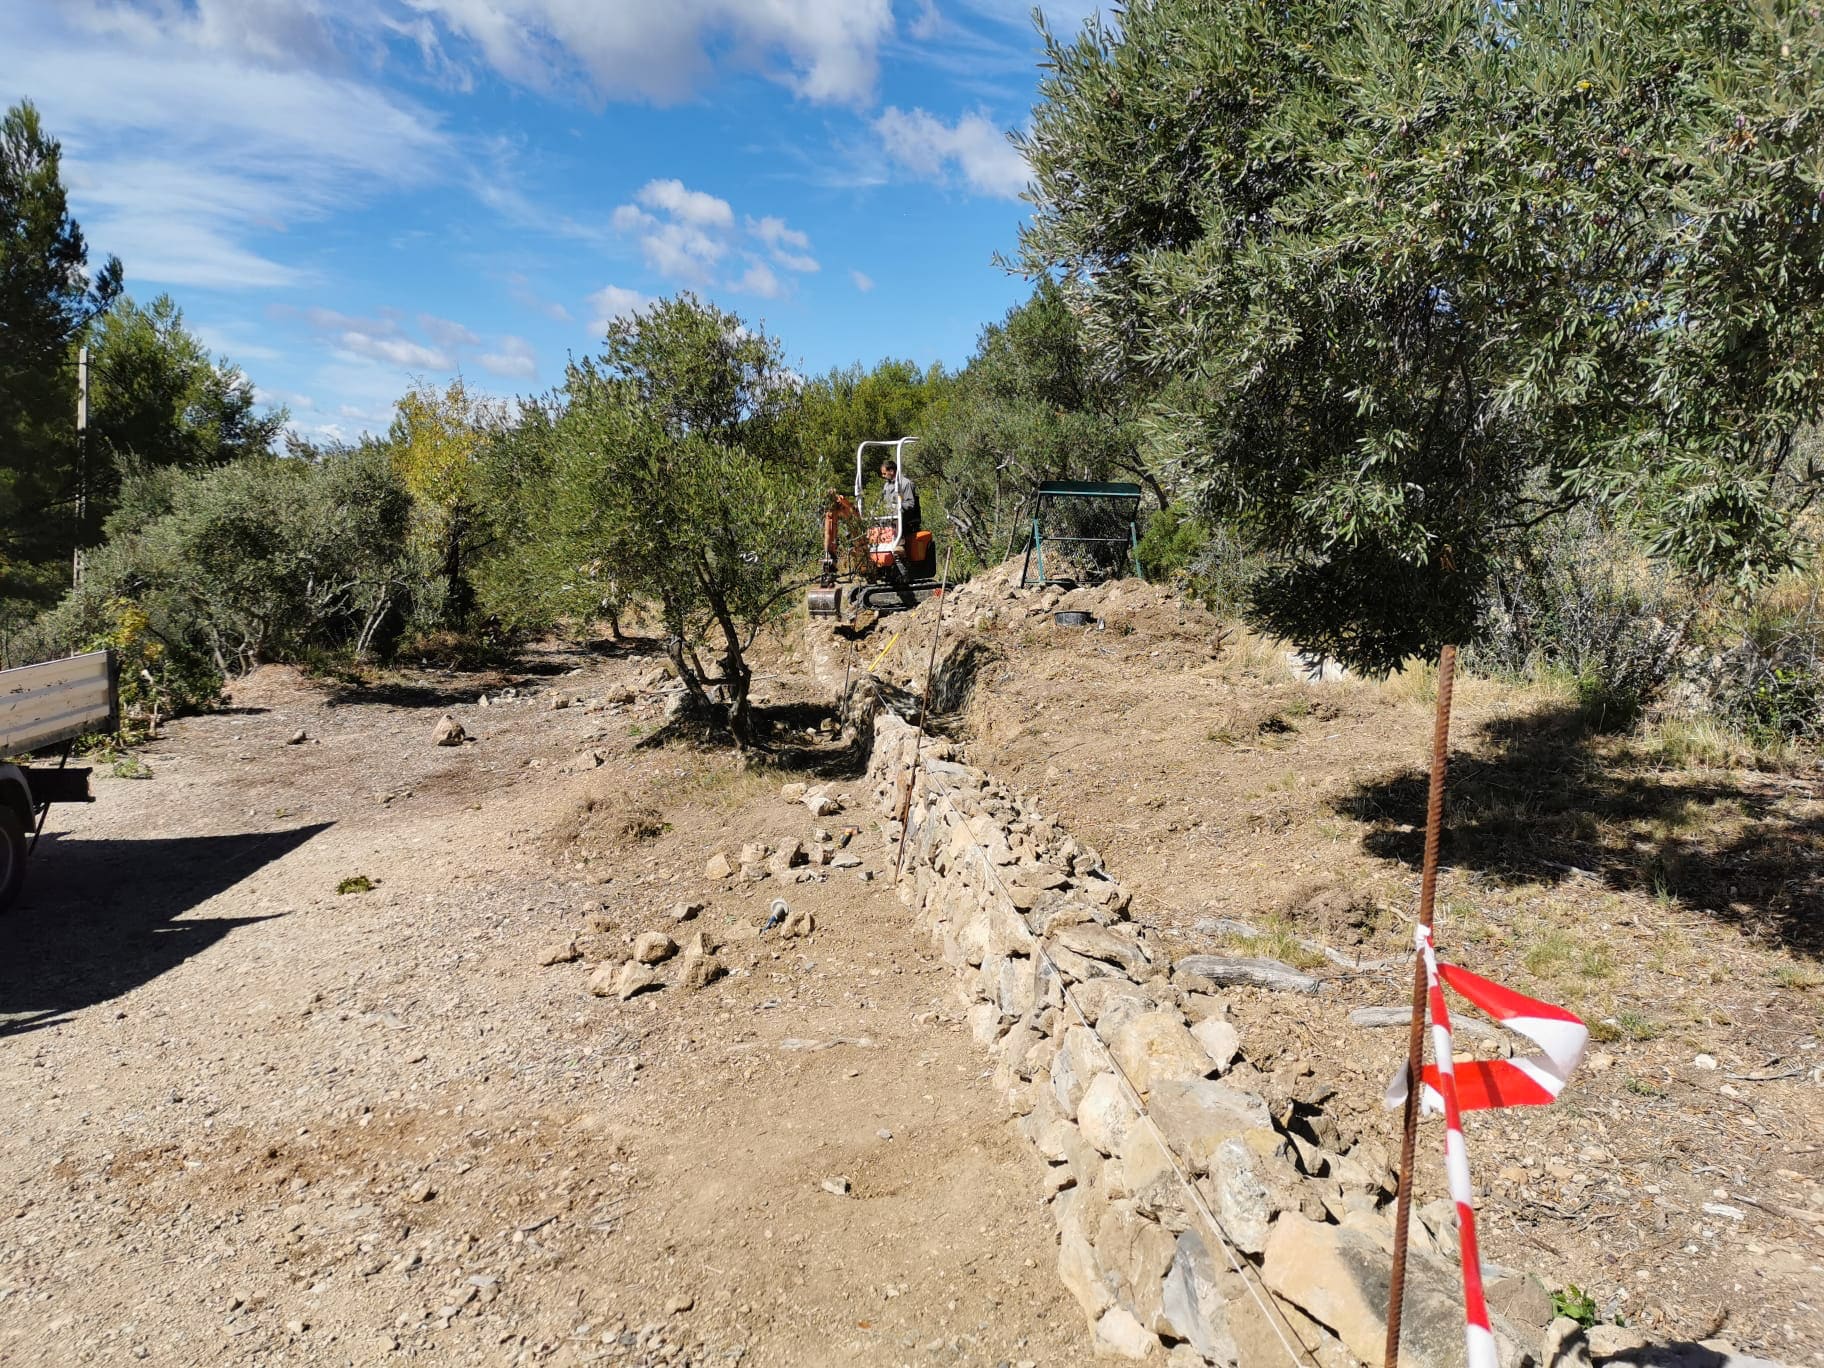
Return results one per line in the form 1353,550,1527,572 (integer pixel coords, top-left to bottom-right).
892,566,1824,1364
6,570,1822,1368
0,643,1090,1366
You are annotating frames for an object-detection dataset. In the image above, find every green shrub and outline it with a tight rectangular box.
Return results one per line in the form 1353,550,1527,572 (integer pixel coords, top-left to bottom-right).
1136,505,1260,617
1706,581,1824,746
1470,511,1691,731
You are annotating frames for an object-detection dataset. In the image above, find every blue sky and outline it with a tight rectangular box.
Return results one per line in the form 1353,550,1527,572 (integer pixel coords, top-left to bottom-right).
0,0,1101,442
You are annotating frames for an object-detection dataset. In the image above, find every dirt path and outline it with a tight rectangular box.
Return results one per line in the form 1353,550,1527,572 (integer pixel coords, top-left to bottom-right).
0,647,1090,1367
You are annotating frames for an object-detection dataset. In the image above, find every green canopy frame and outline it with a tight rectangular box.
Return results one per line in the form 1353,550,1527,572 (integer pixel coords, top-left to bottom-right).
1018,480,1146,588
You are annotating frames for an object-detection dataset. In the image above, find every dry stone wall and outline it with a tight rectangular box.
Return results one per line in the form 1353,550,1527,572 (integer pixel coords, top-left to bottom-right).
843,605,1785,1368
865,708,1566,1368
863,711,1541,1366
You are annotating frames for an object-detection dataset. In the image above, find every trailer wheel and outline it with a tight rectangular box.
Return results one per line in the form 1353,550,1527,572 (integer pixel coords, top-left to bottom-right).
0,806,26,912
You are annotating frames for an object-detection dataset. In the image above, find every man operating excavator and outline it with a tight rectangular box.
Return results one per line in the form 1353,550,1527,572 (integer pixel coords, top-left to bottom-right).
809,437,943,621
879,456,920,549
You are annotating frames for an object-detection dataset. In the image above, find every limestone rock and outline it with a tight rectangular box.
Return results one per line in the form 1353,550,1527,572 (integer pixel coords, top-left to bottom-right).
1053,921,1152,976
1071,978,1158,1028
1191,1017,1242,1072
1095,1201,1177,1336
432,715,466,746
1094,1306,1159,1361
779,782,807,801
1486,1272,1555,1333
678,952,726,990
1262,1215,1487,1368
1110,1011,1214,1098
1056,1187,1116,1320
634,932,678,964
802,788,841,817
1159,1230,1238,1367
539,938,581,966
1050,1025,1104,1118
780,906,815,939
1078,1072,1139,1156
705,852,735,880
670,901,704,923
1583,1325,1650,1360
1209,1136,1273,1255
586,963,621,996
1146,1079,1273,1176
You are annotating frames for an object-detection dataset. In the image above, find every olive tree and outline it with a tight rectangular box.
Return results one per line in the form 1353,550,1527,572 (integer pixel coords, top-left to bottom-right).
1019,0,1824,671
540,294,816,746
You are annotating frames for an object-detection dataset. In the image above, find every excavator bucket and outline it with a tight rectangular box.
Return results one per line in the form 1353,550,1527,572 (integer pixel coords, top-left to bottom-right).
807,586,844,619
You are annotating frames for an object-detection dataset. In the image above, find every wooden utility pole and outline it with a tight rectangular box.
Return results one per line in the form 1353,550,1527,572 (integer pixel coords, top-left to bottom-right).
74,345,88,589
1384,644,1458,1368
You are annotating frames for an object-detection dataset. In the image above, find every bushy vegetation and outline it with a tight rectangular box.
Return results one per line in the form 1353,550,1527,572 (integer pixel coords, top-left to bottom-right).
1019,0,1824,673
6,57,1823,764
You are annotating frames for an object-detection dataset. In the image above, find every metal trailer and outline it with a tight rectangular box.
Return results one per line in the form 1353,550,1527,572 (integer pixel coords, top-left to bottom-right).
0,650,119,911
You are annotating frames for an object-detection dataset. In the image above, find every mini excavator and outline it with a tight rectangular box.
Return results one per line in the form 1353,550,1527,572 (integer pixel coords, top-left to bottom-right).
807,438,943,622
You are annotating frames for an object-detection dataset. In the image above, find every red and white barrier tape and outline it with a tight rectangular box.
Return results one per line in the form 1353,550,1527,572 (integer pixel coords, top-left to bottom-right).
1385,927,1589,1368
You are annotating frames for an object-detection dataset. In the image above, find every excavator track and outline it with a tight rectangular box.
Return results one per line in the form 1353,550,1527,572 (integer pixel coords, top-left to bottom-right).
808,581,942,621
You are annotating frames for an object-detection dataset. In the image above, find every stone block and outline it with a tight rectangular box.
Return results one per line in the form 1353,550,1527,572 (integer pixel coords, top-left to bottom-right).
1145,1079,1272,1175
1051,1025,1104,1118
1078,1071,1140,1156
1191,1017,1242,1072
1095,1306,1161,1361
1262,1215,1517,1368
1094,1200,1177,1337
1053,921,1153,976
1208,1136,1273,1255
1110,1011,1214,1098
1057,1185,1117,1320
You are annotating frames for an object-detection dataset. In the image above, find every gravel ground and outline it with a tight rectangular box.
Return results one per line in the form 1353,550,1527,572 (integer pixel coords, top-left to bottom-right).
0,645,1091,1367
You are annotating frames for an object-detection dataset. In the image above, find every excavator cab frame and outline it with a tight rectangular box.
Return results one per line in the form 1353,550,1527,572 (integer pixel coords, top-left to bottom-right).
810,438,940,620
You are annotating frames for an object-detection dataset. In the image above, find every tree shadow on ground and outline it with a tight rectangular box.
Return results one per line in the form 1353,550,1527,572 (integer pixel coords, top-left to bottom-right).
0,822,332,1038
634,698,876,780
322,679,490,709
1333,703,1824,955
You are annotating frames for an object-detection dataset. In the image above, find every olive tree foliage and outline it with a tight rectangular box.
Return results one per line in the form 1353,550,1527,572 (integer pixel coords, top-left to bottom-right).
1018,0,1824,672
20,445,415,714
502,294,817,747
798,358,951,489
915,279,1149,571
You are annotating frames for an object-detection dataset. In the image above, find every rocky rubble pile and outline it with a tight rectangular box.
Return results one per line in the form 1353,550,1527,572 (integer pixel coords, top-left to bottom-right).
867,711,1777,1368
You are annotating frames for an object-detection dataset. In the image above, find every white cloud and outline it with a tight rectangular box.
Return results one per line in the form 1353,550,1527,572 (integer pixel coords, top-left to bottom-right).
1,5,449,292
747,215,820,273
874,106,1028,199
850,269,875,293
908,0,945,42
342,331,450,368
639,178,734,230
587,285,657,334
611,181,818,297
478,335,538,379
411,0,894,106
301,307,475,372
733,261,783,299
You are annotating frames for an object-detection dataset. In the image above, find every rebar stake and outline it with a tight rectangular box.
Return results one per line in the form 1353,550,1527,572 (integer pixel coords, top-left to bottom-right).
1385,644,1458,1368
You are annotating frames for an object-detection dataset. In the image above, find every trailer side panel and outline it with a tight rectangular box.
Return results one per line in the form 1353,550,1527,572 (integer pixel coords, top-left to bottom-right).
0,651,118,756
